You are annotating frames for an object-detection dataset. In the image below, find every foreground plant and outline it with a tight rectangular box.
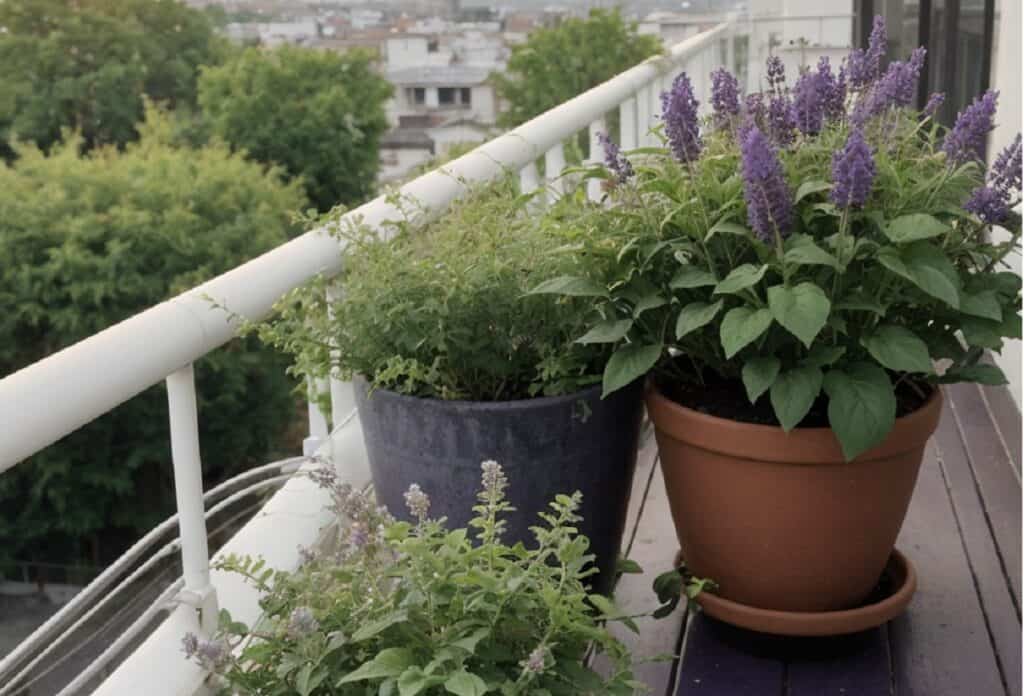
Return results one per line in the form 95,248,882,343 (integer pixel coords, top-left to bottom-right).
536,17,1022,459
184,462,650,695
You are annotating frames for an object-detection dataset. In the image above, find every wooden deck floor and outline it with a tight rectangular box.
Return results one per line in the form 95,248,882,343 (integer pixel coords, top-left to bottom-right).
612,383,1021,696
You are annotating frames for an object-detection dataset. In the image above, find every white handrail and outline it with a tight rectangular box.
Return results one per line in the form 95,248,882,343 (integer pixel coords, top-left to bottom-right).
0,22,728,471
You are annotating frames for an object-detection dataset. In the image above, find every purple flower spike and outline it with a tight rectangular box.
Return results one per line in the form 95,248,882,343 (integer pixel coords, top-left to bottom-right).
831,129,876,209
964,185,1011,224
661,73,702,163
991,133,1022,195
817,57,846,121
923,92,945,118
851,47,926,125
742,93,766,131
846,15,887,90
944,89,999,166
741,126,793,242
596,131,634,184
768,93,795,146
792,71,825,135
766,55,785,92
710,67,741,128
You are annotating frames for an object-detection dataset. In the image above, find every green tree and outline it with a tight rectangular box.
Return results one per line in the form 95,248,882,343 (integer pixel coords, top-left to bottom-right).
0,0,227,155
198,46,392,212
0,107,307,570
492,9,663,128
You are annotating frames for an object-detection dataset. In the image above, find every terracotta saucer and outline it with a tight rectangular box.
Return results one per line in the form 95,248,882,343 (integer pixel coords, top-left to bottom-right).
690,550,916,637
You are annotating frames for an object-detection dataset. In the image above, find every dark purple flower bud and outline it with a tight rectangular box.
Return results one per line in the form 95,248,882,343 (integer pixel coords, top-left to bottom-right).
991,133,1022,195
850,47,926,125
964,185,1011,224
944,90,999,166
596,131,634,184
661,73,702,163
742,93,766,132
792,71,825,135
741,126,793,242
923,92,945,118
766,55,785,92
710,67,741,128
831,129,876,209
768,94,795,146
817,57,846,121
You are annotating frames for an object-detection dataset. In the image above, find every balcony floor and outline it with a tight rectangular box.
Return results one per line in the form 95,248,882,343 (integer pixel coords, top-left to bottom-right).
614,383,1022,696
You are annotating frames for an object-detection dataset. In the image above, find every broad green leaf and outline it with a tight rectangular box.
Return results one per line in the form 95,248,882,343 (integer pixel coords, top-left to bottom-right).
767,282,831,348
784,236,839,268
713,264,768,295
877,243,961,308
720,307,773,358
602,343,661,397
959,290,1003,321
770,366,823,432
961,316,1004,349
939,364,1009,385
633,292,668,316
338,648,416,684
444,670,488,696
576,319,633,344
588,593,621,617
861,325,934,374
823,364,897,461
398,667,443,696
883,213,950,244
795,180,832,202
705,220,752,241
528,276,607,297
675,300,723,339
835,295,887,315
804,345,846,368
450,627,490,654
351,611,408,642
742,356,780,403
670,265,717,288
991,271,1023,298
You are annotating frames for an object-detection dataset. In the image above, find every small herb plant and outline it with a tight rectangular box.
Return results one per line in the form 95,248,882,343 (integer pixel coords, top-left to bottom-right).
534,16,1022,459
247,178,618,403
183,462,653,695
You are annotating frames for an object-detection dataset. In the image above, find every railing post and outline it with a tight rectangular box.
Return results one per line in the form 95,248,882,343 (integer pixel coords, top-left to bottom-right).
619,96,637,151
544,143,567,203
165,365,217,634
587,118,607,201
636,84,651,147
304,377,329,456
519,161,541,195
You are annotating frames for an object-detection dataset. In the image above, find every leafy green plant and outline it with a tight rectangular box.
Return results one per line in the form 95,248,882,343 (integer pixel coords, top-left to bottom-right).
185,461,648,695
533,22,1022,460
244,179,619,402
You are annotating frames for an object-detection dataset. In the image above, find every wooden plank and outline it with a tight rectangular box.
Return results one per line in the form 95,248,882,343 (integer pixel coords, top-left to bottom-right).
932,403,1022,696
889,441,1006,696
946,382,1022,604
786,627,893,696
675,614,784,695
980,382,1022,478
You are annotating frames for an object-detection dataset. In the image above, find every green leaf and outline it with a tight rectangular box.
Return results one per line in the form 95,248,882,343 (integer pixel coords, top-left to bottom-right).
961,316,1004,349
576,319,632,344
398,667,443,696
444,670,488,696
883,213,950,244
602,343,661,397
784,236,839,268
704,220,752,241
823,364,897,461
959,290,1003,321
719,307,773,358
714,264,768,295
632,292,668,317
878,242,961,308
588,593,621,617
804,345,846,368
338,648,416,684
351,611,408,642
767,282,831,348
669,265,717,288
795,180,831,202
675,300,724,339
450,627,490,654
861,325,934,374
742,357,780,403
939,364,1009,385
528,275,608,297
770,366,823,432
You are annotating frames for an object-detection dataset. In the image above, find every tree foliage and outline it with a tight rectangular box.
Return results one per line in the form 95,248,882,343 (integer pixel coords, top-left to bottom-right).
0,107,307,568
198,46,392,212
492,9,662,128
0,0,227,154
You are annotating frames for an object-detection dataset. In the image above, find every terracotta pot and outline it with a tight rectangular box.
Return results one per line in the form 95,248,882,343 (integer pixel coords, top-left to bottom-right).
646,381,943,613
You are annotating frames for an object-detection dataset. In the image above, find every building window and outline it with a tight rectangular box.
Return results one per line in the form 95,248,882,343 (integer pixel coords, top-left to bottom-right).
439,87,456,105
407,87,426,105
460,87,472,105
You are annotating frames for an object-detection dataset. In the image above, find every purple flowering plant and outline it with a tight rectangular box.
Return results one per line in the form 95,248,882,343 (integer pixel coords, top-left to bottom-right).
184,462,647,694
534,16,1021,460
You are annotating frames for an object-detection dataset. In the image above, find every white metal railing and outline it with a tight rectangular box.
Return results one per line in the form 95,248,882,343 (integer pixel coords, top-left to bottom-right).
0,21,731,694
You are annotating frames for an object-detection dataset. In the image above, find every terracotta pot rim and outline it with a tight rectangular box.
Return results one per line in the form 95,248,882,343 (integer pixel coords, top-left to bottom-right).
646,378,943,464
695,549,917,636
